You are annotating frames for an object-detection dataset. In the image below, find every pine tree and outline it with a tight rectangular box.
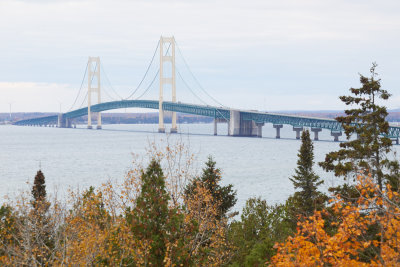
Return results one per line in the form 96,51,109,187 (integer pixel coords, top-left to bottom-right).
129,159,180,266
185,156,237,218
289,130,325,217
319,63,399,191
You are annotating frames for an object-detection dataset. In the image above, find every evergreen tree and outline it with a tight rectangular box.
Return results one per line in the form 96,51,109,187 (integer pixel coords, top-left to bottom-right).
227,197,293,267
128,159,181,266
30,169,52,266
289,130,326,217
185,156,237,218
32,170,47,203
319,63,399,191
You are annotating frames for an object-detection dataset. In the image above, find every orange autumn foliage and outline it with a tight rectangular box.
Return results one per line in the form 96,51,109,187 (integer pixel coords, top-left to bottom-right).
271,174,400,266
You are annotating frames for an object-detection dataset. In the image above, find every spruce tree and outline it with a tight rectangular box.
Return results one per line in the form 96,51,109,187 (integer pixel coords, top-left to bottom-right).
289,130,325,217
32,170,47,203
129,159,180,265
319,63,399,191
30,169,52,266
185,156,237,218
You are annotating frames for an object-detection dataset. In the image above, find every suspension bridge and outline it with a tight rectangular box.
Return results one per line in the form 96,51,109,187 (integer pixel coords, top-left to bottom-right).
13,36,400,142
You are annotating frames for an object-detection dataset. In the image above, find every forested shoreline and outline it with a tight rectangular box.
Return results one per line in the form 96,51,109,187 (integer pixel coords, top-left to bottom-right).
1,64,400,265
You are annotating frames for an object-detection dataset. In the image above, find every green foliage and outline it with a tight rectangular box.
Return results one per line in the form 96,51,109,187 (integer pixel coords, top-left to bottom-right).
185,156,237,218
319,63,399,191
289,130,326,217
227,197,293,266
128,159,184,266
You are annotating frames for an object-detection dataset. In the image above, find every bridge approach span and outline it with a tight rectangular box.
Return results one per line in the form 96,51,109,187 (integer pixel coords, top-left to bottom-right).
13,99,400,140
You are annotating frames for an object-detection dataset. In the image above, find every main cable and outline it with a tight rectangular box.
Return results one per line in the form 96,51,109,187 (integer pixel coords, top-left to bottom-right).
67,61,89,112
175,40,226,107
125,41,160,99
176,68,208,105
133,43,172,100
135,69,160,100
101,64,123,100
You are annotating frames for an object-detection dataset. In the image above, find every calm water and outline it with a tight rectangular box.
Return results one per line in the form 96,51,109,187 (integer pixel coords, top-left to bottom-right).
0,123,364,211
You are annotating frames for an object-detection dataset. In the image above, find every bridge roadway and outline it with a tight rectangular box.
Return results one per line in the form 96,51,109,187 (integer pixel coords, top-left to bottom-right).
13,99,400,141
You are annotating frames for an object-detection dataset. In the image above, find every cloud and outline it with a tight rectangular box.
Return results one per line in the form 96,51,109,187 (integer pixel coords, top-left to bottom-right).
0,0,399,111
0,82,77,112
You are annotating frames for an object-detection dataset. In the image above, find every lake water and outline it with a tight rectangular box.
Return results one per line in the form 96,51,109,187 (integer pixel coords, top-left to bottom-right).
0,123,365,211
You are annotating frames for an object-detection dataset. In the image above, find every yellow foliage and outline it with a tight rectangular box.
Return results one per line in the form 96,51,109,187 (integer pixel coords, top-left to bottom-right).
271,174,400,266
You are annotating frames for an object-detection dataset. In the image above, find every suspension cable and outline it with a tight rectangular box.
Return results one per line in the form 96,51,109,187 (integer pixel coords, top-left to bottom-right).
101,64,123,99
67,61,89,111
177,67,229,121
125,41,160,99
76,62,98,109
175,40,226,107
135,69,160,100
79,92,88,109
176,68,208,105
102,86,116,101
132,43,172,100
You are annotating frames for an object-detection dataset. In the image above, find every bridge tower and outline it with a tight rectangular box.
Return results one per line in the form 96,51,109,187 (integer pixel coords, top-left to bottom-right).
158,36,177,133
87,56,102,129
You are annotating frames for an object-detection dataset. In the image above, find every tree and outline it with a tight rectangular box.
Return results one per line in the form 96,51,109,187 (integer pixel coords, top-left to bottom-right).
127,159,181,266
228,197,293,267
271,174,400,266
319,63,399,191
289,130,326,218
185,156,237,219
32,170,48,208
30,169,53,266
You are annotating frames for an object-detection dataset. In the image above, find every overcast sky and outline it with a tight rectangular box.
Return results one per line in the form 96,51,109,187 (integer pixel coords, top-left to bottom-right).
0,0,399,112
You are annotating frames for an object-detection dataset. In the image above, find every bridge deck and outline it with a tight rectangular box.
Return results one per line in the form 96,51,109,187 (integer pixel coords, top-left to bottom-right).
13,99,400,138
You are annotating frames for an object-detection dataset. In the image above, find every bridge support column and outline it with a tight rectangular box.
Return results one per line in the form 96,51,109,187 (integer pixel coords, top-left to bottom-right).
273,124,283,139
331,131,342,142
256,122,264,138
227,110,257,136
57,114,72,128
58,114,63,128
293,126,303,139
214,118,217,135
311,127,322,141
228,110,240,136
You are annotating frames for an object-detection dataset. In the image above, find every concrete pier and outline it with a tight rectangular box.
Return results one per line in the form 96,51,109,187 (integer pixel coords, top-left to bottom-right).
273,124,283,139
256,122,264,138
331,131,342,142
214,119,217,135
170,127,178,134
293,126,303,139
228,110,257,136
58,114,72,128
311,127,322,141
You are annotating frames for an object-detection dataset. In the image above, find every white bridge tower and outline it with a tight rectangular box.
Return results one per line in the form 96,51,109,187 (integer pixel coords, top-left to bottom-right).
158,36,177,133
87,56,102,129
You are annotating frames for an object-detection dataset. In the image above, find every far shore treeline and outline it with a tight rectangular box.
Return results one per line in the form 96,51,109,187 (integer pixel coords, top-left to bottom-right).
1,63,400,265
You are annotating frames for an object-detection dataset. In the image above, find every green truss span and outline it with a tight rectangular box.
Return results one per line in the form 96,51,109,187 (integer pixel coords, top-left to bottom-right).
13,100,400,138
